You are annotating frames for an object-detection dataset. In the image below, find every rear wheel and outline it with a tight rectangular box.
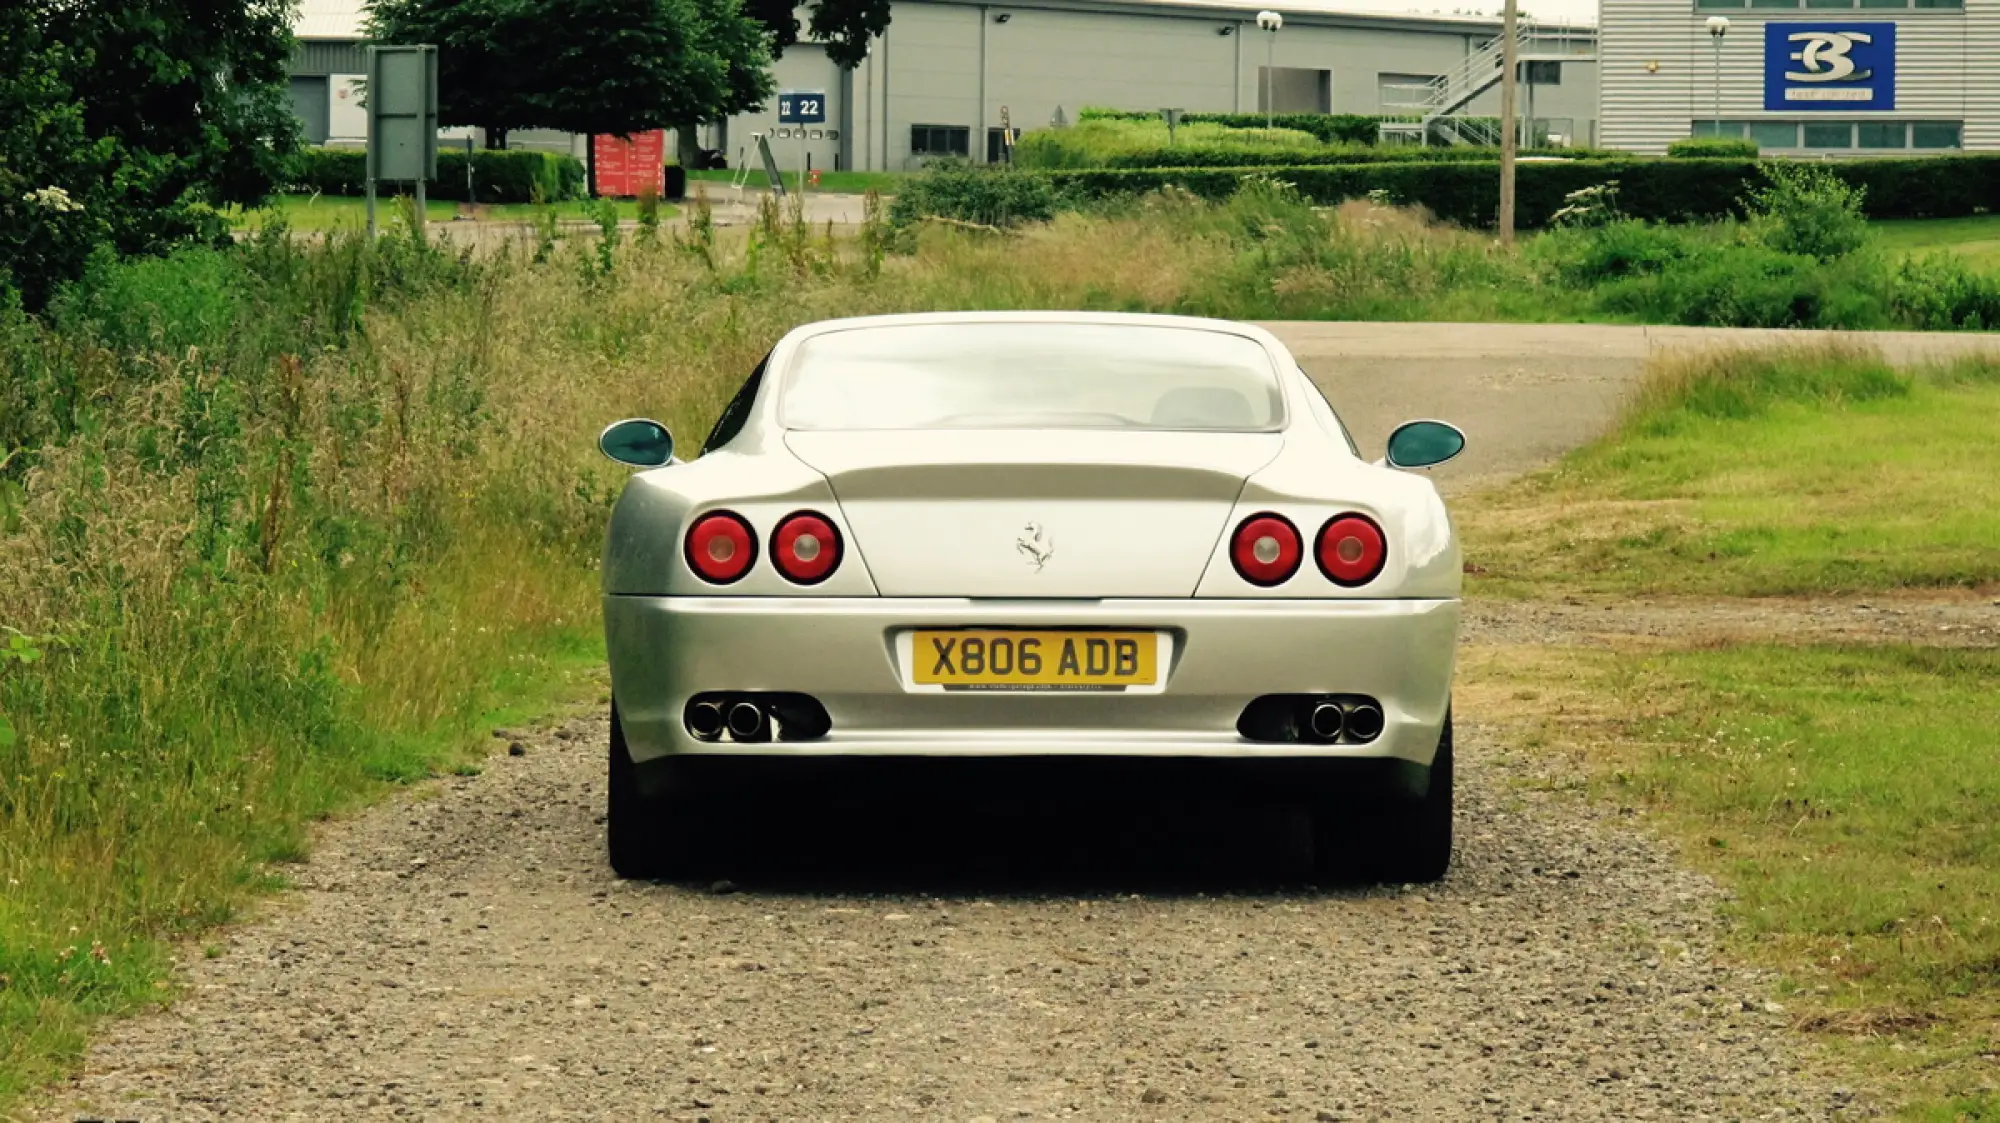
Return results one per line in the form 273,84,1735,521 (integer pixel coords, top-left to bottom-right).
1310,712,1453,884
607,705,708,880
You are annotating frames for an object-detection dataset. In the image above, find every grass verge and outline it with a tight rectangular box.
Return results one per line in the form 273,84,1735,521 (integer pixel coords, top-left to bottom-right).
685,167,902,195
1461,345,2000,597
227,194,679,231
1463,642,2000,1118
1874,216,2000,274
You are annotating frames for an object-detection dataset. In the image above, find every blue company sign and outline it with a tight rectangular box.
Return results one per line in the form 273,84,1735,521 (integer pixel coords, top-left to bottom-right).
1764,22,1895,111
777,89,827,125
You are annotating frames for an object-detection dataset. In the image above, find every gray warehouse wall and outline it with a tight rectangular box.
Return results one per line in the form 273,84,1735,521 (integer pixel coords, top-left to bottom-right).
729,2,1602,171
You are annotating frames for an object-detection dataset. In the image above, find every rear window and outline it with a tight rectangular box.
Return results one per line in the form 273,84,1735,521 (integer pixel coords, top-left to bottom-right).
779,323,1285,432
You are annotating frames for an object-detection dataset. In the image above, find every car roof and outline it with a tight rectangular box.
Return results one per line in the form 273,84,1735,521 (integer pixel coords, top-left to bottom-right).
778,311,1289,350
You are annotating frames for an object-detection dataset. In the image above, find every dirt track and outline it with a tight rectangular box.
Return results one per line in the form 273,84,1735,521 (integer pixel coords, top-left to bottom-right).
43,323,1999,1123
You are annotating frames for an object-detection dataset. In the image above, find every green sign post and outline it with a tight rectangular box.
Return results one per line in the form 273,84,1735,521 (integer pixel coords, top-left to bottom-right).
365,45,439,237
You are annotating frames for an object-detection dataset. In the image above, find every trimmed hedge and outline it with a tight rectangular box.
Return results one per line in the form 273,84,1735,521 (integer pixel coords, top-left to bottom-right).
1667,137,1759,158
287,146,587,204
1046,156,2000,229
1092,145,1620,169
1077,108,1406,145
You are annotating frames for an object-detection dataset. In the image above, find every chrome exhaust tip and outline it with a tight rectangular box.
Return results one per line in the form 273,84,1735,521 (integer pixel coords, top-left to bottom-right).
1344,701,1385,743
725,700,768,741
1307,701,1346,742
687,699,725,740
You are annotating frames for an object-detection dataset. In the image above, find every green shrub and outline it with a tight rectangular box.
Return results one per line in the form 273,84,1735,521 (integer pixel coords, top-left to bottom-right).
1667,137,1759,158
1887,252,2000,330
286,146,586,204
1012,119,1328,170
887,162,1059,229
1595,241,1888,329
1745,161,1870,260
1077,107,1395,144
1540,218,1700,284
1047,155,2000,229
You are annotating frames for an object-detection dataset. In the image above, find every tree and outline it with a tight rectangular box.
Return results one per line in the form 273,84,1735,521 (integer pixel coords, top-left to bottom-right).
744,0,890,70
369,0,775,157
0,0,298,310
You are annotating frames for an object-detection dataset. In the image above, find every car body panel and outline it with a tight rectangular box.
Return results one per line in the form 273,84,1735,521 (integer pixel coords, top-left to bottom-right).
599,311,1462,767
605,595,1457,763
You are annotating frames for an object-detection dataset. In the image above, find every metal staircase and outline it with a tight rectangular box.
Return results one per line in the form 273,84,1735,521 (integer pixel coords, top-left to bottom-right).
1378,22,1596,147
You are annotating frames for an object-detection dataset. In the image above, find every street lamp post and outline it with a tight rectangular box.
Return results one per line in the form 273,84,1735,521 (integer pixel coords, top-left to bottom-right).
1256,10,1283,129
1705,16,1730,135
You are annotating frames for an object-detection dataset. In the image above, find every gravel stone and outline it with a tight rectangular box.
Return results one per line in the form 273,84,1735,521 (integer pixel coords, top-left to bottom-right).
38,693,1879,1121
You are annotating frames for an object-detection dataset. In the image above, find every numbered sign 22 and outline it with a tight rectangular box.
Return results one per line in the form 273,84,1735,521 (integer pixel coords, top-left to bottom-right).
778,90,828,125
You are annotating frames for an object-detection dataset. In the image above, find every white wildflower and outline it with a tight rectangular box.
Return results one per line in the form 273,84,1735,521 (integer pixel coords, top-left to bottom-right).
23,186,84,214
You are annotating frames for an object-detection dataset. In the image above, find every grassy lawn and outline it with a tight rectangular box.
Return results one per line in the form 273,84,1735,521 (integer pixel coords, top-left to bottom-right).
1462,345,2000,598
1459,342,2000,1116
684,167,902,195
1874,215,2000,273
230,194,676,231
1466,641,2000,1119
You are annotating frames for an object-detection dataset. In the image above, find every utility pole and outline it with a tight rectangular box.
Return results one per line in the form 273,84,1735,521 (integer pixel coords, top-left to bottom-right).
1257,11,1283,129
1497,0,1520,244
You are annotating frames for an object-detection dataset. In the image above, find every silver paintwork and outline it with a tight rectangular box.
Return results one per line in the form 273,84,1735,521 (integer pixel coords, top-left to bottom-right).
600,312,1462,765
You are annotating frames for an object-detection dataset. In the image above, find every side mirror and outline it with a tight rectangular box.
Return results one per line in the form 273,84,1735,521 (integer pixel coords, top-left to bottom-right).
598,418,675,468
1384,420,1465,470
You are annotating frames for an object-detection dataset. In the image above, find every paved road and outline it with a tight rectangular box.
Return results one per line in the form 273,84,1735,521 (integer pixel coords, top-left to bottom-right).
1274,321,2000,492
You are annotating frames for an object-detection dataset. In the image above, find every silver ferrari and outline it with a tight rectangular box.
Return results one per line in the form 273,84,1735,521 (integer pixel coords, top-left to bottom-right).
596,312,1466,881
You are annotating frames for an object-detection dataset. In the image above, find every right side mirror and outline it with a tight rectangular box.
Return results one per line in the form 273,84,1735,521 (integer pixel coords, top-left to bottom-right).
1384,420,1465,470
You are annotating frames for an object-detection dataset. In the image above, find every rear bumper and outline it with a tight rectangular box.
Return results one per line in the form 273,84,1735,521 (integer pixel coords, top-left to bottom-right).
604,596,1457,765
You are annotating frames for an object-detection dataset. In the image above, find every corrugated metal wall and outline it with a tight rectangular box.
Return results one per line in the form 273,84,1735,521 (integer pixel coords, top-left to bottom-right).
1600,3,1991,154
1968,0,2000,148
292,39,367,77
831,1,1598,171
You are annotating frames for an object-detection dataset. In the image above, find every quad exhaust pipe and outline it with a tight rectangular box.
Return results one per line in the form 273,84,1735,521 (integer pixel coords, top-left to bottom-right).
1308,702,1345,742
687,700,725,741
1343,700,1385,743
1235,694,1387,745
726,700,769,742
682,692,830,743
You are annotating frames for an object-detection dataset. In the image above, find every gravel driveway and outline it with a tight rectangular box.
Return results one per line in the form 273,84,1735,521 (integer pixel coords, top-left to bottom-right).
41,658,1870,1123
48,323,1989,1122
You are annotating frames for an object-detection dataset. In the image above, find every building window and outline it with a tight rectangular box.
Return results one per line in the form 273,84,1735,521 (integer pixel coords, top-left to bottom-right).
1698,0,1958,8
1749,121,1800,148
1912,122,1962,149
910,125,969,158
1694,119,1962,151
1856,122,1905,148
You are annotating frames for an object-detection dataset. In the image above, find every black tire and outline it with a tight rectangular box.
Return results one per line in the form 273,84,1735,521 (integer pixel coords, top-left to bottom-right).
607,705,707,880
1310,712,1454,884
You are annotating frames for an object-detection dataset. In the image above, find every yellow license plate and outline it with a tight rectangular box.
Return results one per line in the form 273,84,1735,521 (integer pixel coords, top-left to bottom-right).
912,629,1159,690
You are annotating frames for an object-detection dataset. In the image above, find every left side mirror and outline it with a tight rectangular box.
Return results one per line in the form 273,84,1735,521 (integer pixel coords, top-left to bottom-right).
598,418,675,468
1384,420,1465,470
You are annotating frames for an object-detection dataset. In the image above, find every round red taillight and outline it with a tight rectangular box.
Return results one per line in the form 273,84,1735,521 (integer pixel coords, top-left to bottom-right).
684,511,756,584
1230,513,1302,587
1316,513,1387,587
772,511,843,585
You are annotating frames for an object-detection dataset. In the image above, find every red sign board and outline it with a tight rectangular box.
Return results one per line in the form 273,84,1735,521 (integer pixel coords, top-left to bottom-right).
591,130,665,197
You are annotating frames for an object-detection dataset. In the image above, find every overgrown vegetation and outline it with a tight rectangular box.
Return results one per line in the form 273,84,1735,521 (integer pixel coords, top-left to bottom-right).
1461,343,2000,596
0,0,298,310
1454,338,2000,1116
286,146,588,204
1013,116,1610,171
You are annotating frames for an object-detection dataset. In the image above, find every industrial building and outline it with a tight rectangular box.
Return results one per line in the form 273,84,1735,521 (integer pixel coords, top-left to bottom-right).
1598,0,2000,154
287,0,1599,173
710,0,1599,171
